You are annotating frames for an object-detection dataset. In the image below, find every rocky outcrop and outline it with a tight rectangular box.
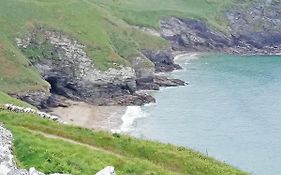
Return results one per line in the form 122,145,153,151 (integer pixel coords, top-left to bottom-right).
160,17,232,52
136,75,186,90
160,1,281,55
154,76,186,87
142,49,181,72
17,29,156,107
10,91,51,109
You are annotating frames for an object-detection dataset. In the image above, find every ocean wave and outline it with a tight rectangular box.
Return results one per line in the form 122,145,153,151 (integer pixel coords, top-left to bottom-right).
174,53,199,62
112,106,146,133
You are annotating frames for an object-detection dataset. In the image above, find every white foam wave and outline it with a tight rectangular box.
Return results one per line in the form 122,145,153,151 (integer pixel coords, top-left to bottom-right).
112,106,146,133
174,52,199,61
173,53,200,72
144,102,157,107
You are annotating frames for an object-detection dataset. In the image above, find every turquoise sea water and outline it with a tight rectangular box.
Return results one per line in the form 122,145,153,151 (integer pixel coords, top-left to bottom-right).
130,54,281,175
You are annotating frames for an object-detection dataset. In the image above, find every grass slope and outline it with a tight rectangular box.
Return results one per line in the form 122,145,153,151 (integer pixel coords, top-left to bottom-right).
0,111,247,175
0,0,256,94
0,0,166,93
0,91,34,108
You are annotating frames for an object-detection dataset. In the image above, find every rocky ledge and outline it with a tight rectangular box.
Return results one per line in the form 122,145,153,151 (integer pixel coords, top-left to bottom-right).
160,1,281,55
15,28,184,108
136,75,186,90
141,49,182,72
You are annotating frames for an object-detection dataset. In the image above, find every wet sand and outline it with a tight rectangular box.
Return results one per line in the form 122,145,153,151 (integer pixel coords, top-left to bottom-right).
50,100,126,131
49,53,196,132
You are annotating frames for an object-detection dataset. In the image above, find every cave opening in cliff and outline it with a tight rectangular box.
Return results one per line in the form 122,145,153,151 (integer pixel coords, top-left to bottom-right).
46,77,67,96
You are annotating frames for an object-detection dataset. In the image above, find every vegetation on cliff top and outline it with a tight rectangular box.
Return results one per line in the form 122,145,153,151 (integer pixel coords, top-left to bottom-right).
0,110,247,175
0,0,256,94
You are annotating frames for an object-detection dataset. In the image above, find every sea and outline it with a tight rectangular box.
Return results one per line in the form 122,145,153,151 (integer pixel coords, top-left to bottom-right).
119,54,281,175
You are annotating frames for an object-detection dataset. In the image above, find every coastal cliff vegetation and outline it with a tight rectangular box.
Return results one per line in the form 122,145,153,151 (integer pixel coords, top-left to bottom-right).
1,0,279,174
0,109,247,175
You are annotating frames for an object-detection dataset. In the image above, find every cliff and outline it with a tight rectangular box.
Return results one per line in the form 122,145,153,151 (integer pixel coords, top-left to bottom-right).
160,1,281,55
0,0,280,108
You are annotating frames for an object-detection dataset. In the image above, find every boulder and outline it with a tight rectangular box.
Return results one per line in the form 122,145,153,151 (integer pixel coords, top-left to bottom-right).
95,166,115,175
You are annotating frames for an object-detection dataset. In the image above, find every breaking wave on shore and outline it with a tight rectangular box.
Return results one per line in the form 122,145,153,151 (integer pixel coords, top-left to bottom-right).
112,104,154,133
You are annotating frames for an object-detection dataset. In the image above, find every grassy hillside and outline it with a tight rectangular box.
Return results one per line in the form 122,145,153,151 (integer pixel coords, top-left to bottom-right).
0,111,247,175
0,1,260,174
0,0,256,94
0,0,166,93
93,0,234,31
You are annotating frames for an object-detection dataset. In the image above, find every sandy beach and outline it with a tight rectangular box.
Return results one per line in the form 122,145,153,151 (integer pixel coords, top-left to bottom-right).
49,52,198,132
50,100,126,131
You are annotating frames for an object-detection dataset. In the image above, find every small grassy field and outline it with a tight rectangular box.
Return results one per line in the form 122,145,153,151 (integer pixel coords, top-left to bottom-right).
0,110,248,175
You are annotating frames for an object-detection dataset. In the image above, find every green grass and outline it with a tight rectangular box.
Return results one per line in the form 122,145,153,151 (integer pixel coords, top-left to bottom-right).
0,111,248,175
0,0,166,93
11,127,175,175
0,0,256,94
0,91,34,108
93,0,238,31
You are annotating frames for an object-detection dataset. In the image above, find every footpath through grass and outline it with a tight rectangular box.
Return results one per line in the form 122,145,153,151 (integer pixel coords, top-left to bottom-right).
0,111,248,175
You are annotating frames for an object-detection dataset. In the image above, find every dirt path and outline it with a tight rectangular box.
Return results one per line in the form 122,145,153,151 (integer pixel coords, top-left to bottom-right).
28,129,124,158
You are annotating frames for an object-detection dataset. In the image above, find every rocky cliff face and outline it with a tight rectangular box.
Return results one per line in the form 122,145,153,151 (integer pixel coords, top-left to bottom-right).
160,1,281,55
141,49,181,72
16,29,157,107
16,28,184,108
15,1,280,108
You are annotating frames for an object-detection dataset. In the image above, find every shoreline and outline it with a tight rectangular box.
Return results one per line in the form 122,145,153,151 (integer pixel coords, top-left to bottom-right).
50,52,201,132
173,52,202,62
50,100,126,131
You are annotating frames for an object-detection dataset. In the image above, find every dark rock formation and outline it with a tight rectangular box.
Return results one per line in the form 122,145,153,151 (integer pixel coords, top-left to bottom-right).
136,76,160,90
136,76,186,90
154,76,186,87
160,1,281,55
96,92,156,106
142,49,182,72
16,29,156,107
10,91,51,109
